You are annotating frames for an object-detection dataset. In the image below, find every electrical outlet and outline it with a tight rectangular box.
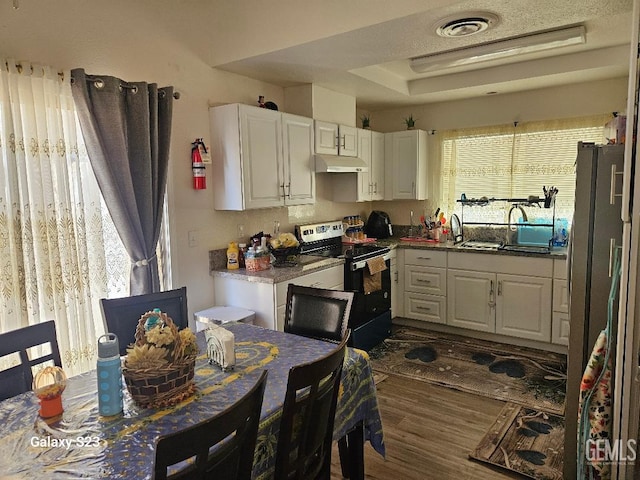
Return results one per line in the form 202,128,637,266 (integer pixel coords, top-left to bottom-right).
188,230,197,248
237,224,245,239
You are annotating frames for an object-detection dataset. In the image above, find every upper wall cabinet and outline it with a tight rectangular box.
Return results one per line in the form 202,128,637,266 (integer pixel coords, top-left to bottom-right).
332,129,386,203
314,121,358,157
384,129,430,200
210,104,315,210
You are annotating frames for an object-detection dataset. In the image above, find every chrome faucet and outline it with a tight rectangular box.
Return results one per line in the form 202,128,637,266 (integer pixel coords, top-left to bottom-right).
507,204,528,243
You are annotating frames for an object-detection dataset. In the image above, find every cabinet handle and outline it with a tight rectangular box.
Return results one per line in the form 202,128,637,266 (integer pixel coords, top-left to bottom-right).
335,136,340,149
280,183,286,198
497,280,502,296
416,278,431,284
417,256,431,260
394,271,398,282
412,181,415,196
340,135,346,149
416,306,431,312
490,280,494,297
286,182,291,198
489,280,495,308
374,182,378,193
369,183,373,195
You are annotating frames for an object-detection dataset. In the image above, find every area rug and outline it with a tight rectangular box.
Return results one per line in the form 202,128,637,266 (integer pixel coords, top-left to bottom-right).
369,327,566,414
470,402,565,480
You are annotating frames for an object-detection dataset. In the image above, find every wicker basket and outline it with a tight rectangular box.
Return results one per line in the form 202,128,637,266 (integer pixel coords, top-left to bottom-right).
270,246,300,267
122,311,197,408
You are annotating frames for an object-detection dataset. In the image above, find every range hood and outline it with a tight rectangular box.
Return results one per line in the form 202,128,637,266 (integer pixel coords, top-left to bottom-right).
315,154,368,173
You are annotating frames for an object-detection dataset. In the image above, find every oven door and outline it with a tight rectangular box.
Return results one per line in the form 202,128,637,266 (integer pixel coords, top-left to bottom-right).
345,256,392,328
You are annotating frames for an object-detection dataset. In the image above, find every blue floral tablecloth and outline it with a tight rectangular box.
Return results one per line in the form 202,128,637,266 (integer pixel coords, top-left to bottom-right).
0,323,384,479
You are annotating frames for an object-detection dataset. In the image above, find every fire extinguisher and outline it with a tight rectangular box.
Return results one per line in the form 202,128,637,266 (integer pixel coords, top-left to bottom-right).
191,138,206,190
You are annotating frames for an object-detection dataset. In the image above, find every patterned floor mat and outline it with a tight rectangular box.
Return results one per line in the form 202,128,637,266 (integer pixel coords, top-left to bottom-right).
369,326,566,415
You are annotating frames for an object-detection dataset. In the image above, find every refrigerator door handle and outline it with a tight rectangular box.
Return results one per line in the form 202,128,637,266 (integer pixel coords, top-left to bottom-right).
610,163,624,205
609,238,617,278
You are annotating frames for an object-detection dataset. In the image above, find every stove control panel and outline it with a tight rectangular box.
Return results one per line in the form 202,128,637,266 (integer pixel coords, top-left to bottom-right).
296,220,343,244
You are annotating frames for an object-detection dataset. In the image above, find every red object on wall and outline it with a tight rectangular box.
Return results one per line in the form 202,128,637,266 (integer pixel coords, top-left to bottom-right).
192,139,206,189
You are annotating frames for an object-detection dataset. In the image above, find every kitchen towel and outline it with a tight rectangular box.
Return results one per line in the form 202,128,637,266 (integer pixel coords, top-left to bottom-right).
364,256,387,294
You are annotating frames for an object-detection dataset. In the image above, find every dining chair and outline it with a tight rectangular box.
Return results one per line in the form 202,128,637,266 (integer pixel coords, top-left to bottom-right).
274,333,349,480
152,369,268,480
283,284,355,343
100,286,188,356
0,320,62,401
283,284,357,478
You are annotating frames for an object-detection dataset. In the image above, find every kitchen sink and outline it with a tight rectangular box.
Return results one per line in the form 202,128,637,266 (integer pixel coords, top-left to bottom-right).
458,240,503,250
499,244,551,254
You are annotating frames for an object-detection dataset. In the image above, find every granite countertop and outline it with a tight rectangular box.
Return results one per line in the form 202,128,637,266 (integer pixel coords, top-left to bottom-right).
210,255,345,284
372,237,567,259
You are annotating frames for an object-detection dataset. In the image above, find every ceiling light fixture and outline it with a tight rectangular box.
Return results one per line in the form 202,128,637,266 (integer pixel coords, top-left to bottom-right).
411,25,586,73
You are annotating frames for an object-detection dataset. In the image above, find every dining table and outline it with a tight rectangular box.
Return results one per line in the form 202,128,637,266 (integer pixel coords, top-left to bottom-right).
0,322,385,479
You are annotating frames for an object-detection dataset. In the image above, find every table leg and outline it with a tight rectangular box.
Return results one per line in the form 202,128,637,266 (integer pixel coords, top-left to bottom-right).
338,421,365,480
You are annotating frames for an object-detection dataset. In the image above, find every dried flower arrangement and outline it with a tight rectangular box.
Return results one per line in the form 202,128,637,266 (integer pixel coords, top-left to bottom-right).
123,310,198,408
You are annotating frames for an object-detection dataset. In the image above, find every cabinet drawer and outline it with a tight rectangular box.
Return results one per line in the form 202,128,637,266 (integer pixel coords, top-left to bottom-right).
404,266,446,296
553,279,569,313
551,311,570,346
404,293,446,324
275,265,344,307
404,249,447,268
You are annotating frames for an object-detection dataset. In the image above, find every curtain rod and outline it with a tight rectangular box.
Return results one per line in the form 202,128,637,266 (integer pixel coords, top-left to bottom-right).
6,62,65,80
83,76,180,100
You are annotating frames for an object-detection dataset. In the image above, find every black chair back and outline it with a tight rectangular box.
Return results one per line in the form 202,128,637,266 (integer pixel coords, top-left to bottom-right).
100,287,188,356
0,320,62,400
284,285,354,343
274,333,348,480
153,370,268,480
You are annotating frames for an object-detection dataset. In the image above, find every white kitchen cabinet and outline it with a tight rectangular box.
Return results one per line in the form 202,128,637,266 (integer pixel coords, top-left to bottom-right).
551,258,570,345
447,269,495,332
314,120,357,157
210,104,315,210
332,129,385,202
403,249,447,324
447,252,553,341
494,274,552,341
384,129,429,200
213,264,343,331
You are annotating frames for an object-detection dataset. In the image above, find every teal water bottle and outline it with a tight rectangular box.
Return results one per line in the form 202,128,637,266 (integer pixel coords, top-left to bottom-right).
97,333,123,416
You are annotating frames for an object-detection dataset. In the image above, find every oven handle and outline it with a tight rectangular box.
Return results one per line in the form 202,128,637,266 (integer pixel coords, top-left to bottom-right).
349,252,392,271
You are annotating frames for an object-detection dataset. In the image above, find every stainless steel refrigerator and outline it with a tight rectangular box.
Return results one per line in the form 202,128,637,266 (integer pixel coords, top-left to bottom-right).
564,142,625,478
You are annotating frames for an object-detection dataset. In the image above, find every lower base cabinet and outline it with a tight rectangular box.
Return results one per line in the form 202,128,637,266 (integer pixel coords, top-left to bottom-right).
213,264,343,331
444,252,554,342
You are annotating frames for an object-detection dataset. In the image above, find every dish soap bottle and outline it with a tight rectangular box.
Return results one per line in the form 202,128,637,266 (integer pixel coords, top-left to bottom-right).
227,241,240,270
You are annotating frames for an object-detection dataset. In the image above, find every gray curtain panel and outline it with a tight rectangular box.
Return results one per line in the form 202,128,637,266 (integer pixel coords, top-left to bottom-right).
70,69,173,295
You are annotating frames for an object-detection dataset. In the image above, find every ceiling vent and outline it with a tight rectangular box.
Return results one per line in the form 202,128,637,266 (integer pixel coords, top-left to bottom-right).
435,12,500,38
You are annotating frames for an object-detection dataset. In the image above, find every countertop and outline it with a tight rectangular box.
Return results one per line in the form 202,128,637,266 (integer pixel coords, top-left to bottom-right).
372,237,567,259
210,255,345,284
210,238,566,283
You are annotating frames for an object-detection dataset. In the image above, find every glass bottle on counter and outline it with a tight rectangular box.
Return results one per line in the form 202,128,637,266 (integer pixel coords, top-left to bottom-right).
238,243,246,269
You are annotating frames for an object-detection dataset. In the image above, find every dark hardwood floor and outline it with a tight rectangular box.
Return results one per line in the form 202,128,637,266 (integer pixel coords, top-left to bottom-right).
331,373,522,479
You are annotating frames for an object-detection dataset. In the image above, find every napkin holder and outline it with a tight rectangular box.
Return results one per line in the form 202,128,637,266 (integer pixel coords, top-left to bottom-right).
205,325,236,371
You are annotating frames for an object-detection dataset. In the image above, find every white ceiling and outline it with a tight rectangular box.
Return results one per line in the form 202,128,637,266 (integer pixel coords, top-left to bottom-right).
206,0,633,110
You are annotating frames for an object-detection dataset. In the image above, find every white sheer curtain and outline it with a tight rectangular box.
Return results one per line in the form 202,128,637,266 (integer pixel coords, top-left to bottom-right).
0,59,128,376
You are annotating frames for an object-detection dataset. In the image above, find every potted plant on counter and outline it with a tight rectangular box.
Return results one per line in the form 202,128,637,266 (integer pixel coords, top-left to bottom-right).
361,114,371,129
